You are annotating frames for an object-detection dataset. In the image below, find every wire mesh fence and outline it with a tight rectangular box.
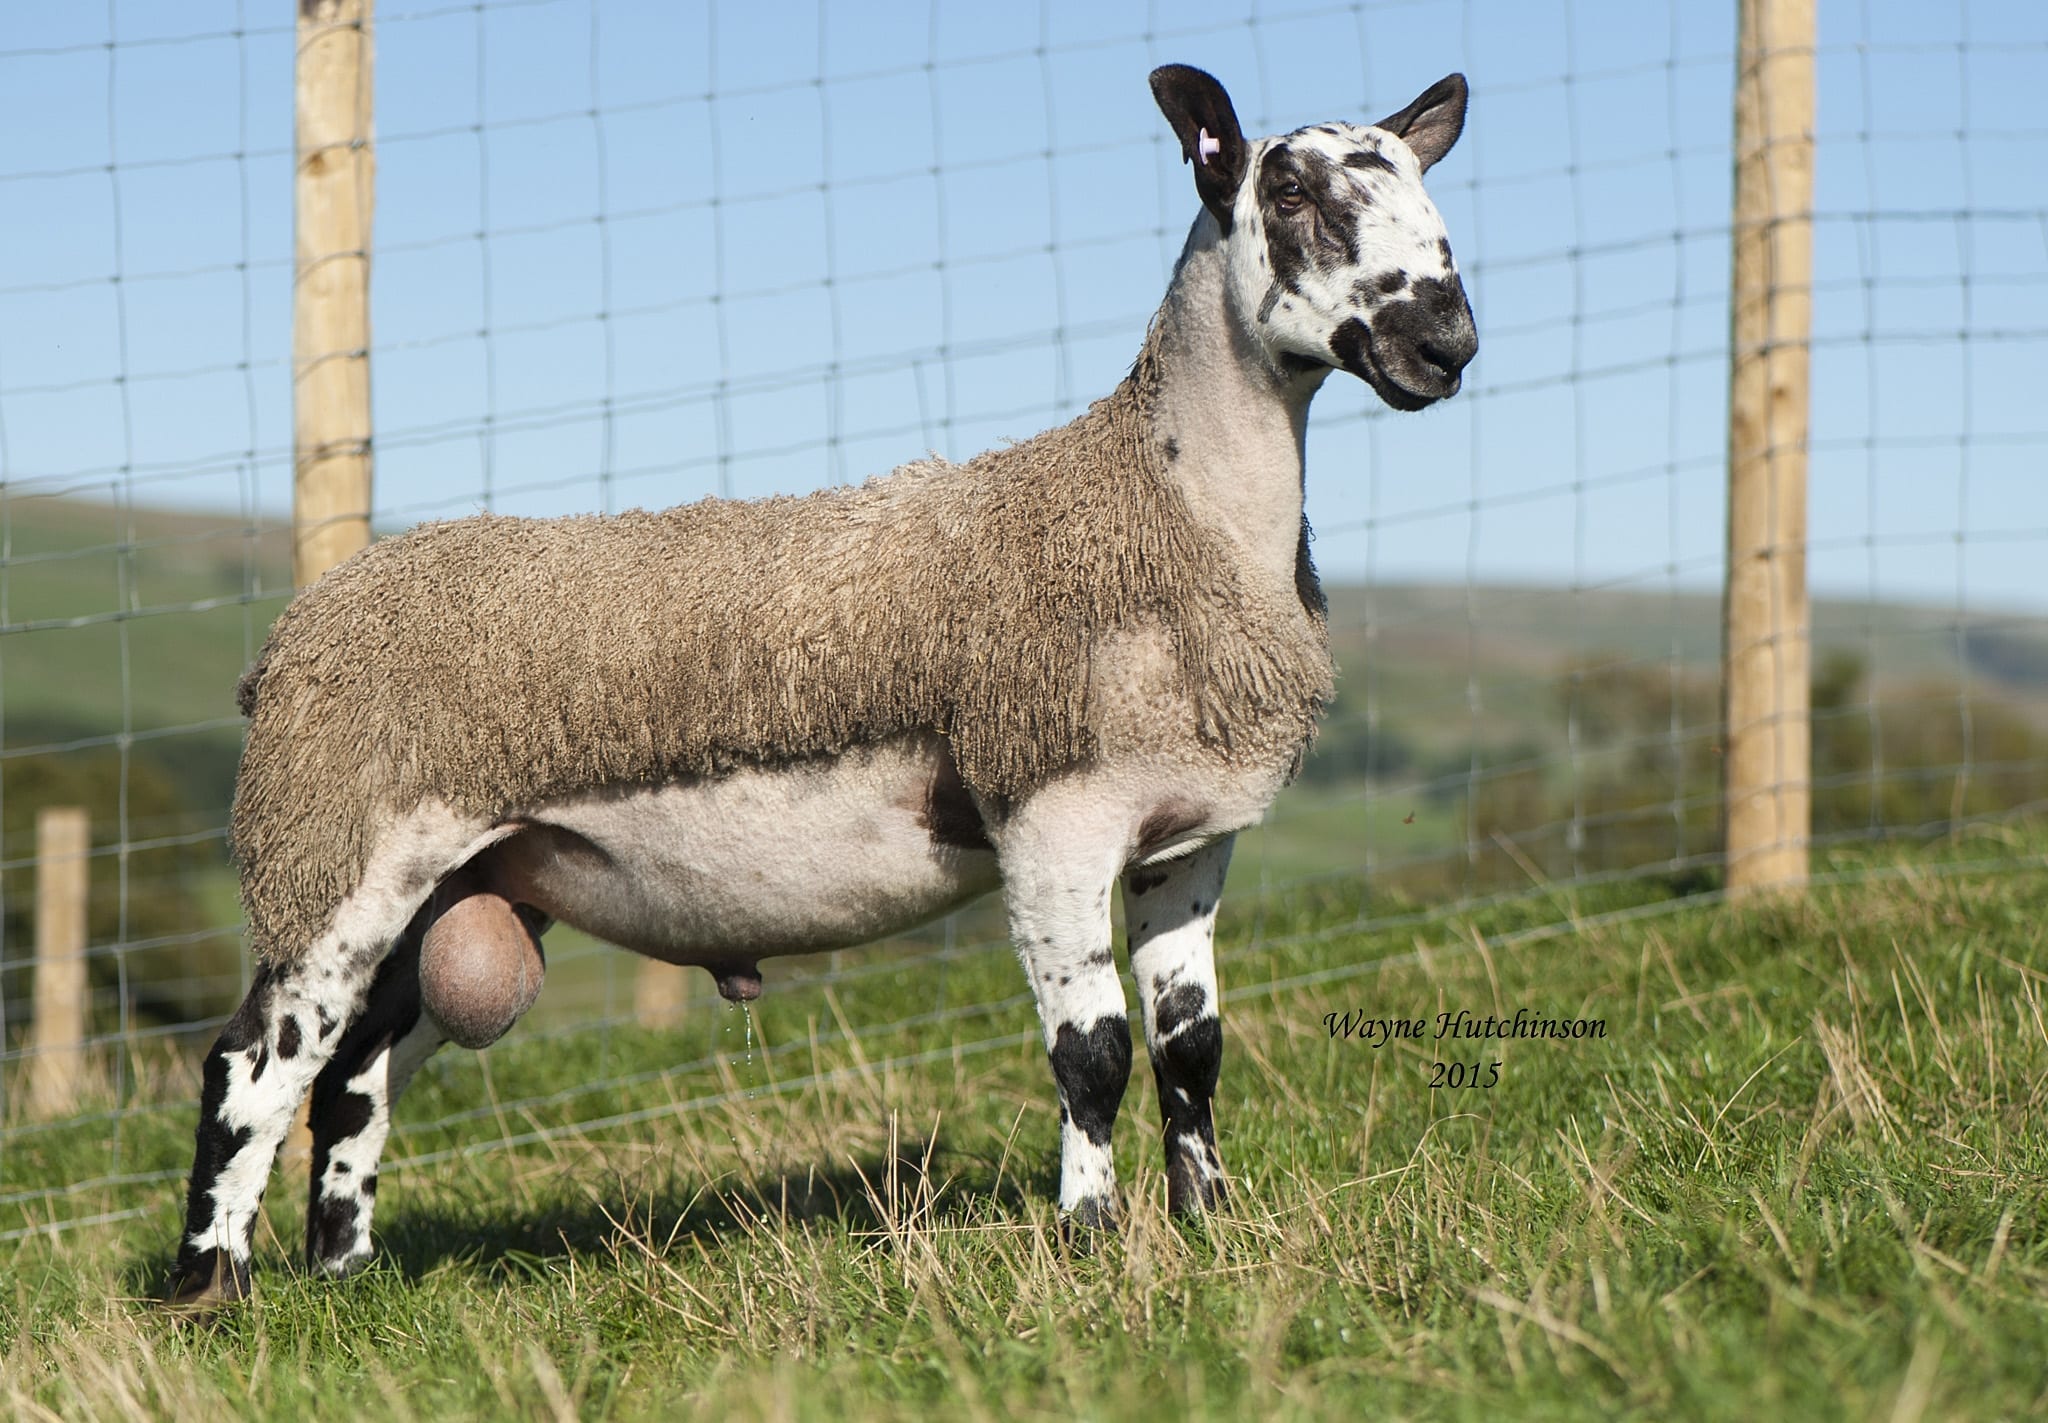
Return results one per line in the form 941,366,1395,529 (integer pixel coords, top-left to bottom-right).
1,0,2045,1245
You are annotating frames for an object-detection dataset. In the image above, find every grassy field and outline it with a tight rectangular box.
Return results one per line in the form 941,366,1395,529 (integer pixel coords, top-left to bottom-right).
3,828,2045,1420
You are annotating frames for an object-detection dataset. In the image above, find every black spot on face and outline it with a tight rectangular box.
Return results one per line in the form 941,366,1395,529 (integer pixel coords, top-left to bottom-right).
1084,948,1114,969
1163,435,1180,463
1257,146,1313,296
1437,236,1454,267
1408,274,1463,309
1048,1016,1133,1148
277,1014,302,1060
247,1043,269,1082
1377,269,1409,295
1294,148,1362,270
1331,311,1440,412
1329,317,1371,378
1344,147,1398,175
1256,282,1282,324
1190,900,1208,916
362,1173,377,1197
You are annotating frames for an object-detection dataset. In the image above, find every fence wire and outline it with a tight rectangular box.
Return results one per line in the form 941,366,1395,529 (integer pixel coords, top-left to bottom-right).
1,0,2045,1244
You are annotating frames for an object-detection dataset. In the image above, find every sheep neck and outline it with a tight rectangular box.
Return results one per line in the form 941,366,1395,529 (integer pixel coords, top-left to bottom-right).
1139,215,1329,592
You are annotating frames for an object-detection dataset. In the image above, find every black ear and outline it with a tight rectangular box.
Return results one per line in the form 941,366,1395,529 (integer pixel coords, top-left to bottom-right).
1373,73,1467,171
1149,64,1249,232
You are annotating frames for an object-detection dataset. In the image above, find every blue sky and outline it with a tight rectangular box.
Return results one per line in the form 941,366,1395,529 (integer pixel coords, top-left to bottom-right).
1,0,2044,609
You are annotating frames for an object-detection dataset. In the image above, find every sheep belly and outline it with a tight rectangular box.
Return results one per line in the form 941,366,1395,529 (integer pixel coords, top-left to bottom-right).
486,738,1001,968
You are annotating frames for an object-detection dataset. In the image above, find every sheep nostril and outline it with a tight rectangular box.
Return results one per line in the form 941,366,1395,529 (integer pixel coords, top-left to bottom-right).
1417,327,1476,381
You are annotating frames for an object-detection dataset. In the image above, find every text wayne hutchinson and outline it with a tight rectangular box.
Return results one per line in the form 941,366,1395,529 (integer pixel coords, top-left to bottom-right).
1324,1008,1609,1047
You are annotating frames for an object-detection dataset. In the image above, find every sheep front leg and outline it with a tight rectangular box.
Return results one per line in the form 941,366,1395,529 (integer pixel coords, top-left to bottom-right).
1001,829,1131,1232
1122,836,1233,1215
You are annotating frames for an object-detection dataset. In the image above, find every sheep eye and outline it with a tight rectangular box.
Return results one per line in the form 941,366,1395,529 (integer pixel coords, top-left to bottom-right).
1274,182,1306,214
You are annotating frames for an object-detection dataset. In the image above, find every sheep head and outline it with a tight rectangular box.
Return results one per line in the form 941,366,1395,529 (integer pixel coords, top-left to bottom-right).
1151,64,1478,410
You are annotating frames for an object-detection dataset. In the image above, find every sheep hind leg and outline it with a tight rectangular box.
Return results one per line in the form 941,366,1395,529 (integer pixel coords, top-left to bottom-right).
304,930,446,1278
164,948,386,1316
306,871,547,1276
1122,836,1233,1216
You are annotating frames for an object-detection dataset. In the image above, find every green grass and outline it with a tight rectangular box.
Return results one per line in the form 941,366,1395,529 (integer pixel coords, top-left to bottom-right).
4,828,2046,1419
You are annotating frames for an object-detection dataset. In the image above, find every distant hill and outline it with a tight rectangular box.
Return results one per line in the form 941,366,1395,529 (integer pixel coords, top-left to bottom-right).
0,496,290,763
1318,582,2048,757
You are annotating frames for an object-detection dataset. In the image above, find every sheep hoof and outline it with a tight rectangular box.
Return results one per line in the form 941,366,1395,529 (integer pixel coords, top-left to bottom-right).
162,1251,250,1325
309,1240,378,1281
1058,1196,1118,1252
1166,1160,1227,1217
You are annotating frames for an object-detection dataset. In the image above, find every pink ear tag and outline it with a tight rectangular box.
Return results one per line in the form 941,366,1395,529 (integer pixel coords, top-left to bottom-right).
1197,127,1222,165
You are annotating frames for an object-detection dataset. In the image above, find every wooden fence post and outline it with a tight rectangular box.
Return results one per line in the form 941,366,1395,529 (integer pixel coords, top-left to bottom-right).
26,807,91,1120
294,0,376,590
285,0,374,1163
1723,0,1815,898
636,960,692,1030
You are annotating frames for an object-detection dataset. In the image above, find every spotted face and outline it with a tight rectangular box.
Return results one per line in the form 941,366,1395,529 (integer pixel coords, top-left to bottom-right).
1152,67,1478,410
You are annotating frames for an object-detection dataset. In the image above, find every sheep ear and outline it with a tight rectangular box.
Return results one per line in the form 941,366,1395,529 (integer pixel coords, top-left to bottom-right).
1373,73,1467,171
1150,64,1248,231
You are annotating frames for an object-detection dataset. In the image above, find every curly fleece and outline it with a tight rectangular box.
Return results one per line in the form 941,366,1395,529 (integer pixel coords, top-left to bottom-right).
231,333,1335,961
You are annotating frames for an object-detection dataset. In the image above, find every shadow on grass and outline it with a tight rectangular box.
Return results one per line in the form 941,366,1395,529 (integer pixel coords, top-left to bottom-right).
115,1136,1059,1308
367,1134,1058,1284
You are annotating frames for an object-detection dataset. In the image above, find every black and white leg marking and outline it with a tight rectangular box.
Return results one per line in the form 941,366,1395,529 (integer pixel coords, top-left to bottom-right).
1123,836,1232,1214
1000,829,1131,1230
166,952,383,1309
305,934,447,1277
166,807,499,1312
